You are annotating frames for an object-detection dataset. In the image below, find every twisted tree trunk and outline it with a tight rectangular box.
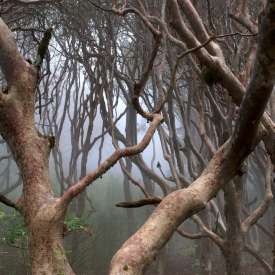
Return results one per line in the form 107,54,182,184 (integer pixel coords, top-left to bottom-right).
0,13,163,273
109,1,275,273
0,18,75,275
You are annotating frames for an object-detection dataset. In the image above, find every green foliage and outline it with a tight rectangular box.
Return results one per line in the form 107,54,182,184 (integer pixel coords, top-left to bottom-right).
64,215,87,232
0,208,27,248
0,208,91,250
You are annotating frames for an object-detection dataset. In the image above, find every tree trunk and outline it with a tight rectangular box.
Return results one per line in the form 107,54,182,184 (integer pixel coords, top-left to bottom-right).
223,181,243,275
123,102,137,234
10,124,75,275
198,209,212,275
6,118,75,275
0,19,75,275
29,222,74,275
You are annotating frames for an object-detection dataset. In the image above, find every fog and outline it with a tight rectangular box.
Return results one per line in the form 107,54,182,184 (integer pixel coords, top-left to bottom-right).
0,1,274,274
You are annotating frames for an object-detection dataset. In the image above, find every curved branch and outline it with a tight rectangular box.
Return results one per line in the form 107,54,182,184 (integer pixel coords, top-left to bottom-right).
241,158,273,233
60,114,163,206
191,215,225,249
109,2,275,273
167,0,275,164
0,193,20,211
244,244,272,274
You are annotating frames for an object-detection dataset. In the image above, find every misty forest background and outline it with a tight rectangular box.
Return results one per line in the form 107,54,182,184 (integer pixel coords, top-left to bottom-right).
0,1,274,275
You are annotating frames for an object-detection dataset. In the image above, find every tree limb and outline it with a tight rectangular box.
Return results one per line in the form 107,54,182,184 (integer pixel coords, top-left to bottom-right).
60,113,163,206
0,194,20,211
241,158,273,233
109,2,275,274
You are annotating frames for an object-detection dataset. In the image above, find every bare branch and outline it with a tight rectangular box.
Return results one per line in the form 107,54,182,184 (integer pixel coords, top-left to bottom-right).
132,37,162,121
176,227,205,240
0,193,20,211
115,196,225,248
191,215,225,249
60,114,163,206
116,197,161,208
109,2,275,273
241,158,273,233
244,244,272,274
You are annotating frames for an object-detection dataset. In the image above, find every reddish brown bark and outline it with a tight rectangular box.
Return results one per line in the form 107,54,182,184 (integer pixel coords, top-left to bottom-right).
0,12,163,273
109,2,275,274
0,18,74,274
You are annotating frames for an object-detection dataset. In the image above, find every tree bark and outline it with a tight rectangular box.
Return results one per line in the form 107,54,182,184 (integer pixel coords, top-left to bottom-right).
0,18,76,275
223,181,243,275
109,2,275,273
29,218,74,275
0,13,164,273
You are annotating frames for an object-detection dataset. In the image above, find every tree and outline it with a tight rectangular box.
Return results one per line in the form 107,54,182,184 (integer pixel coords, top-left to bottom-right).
109,1,275,274
0,0,274,275
0,10,162,274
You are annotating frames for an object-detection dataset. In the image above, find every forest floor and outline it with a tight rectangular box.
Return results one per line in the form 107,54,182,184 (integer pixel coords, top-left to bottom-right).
156,256,269,275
